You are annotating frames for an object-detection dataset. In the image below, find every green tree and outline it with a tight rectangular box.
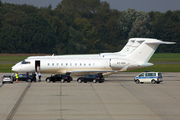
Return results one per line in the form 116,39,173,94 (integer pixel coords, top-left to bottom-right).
128,17,154,38
0,0,2,6
117,8,152,39
20,14,57,53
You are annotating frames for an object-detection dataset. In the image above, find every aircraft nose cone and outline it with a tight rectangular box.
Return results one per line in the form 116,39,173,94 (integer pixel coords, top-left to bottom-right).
11,67,16,72
12,66,19,72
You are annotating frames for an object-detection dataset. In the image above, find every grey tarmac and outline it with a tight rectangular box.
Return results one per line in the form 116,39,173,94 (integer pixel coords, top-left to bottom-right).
0,72,180,120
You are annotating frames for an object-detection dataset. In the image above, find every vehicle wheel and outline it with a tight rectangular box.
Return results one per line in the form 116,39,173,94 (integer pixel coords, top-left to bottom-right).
84,81,87,83
141,82,144,84
93,79,97,83
67,81,70,83
136,80,140,84
27,79,32,82
157,82,160,84
11,81,13,84
61,79,65,83
77,79,82,83
151,80,156,84
46,78,51,83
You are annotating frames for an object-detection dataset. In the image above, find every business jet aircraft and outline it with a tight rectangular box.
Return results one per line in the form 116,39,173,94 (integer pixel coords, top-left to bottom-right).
12,38,175,76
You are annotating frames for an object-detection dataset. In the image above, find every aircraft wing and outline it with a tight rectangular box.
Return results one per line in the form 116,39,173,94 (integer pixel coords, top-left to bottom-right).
67,64,130,76
66,70,118,76
67,70,117,73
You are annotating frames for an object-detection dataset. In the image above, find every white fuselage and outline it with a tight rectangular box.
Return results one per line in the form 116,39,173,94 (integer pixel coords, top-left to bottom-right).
12,38,175,76
12,56,144,76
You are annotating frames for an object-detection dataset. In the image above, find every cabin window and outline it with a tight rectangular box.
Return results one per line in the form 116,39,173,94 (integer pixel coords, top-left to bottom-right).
70,63,72,66
48,63,50,66
75,63,77,66
84,63,86,66
57,63,59,66
80,63,82,66
89,63,91,66
66,63,68,66
52,63,54,66
93,63,95,66
61,63,63,66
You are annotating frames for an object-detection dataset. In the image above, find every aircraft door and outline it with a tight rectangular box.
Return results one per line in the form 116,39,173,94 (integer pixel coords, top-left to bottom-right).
35,60,40,72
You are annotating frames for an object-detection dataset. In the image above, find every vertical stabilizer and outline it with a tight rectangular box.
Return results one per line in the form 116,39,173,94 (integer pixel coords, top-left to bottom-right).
120,39,144,55
116,38,135,54
125,38,175,63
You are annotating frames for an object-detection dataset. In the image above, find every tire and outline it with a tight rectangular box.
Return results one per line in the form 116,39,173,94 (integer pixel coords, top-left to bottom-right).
136,80,140,84
46,78,51,83
67,81,70,83
77,79,82,83
27,79,32,82
84,81,87,83
93,79,97,83
61,79,65,83
151,80,156,84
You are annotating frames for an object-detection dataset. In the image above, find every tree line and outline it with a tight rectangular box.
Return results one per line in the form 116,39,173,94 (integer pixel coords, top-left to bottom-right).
0,0,179,54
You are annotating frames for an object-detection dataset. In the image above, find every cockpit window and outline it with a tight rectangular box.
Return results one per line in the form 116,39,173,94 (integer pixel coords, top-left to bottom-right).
21,60,30,64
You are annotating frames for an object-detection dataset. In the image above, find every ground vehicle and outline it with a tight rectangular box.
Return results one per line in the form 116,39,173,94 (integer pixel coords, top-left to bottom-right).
2,75,14,83
13,74,33,82
134,72,163,84
46,74,72,83
77,74,104,83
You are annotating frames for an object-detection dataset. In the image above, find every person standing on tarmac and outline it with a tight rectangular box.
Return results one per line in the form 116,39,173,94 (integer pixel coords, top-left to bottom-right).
32,72,36,82
16,73,18,83
26,72,29,82
38,72,41,82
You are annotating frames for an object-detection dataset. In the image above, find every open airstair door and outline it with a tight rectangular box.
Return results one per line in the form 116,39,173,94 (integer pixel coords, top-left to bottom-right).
35,60,40,72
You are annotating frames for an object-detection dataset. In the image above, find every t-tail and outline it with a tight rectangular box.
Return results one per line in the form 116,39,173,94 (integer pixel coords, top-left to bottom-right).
125,38,175,67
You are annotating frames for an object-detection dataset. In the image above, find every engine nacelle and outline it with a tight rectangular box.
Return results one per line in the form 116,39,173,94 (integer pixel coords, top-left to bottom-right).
110,59,127,69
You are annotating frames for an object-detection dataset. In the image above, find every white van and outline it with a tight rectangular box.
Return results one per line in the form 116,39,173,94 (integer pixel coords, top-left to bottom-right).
134,72,163,84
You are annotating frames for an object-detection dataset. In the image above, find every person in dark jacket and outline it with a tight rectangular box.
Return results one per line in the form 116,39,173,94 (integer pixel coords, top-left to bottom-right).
26,72,29,82
32,72,36,82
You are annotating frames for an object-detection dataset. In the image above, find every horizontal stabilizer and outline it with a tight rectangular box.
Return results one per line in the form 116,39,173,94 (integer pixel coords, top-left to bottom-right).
146,41,176,44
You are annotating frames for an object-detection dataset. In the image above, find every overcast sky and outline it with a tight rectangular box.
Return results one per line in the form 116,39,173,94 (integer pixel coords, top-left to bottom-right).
1,0,180,13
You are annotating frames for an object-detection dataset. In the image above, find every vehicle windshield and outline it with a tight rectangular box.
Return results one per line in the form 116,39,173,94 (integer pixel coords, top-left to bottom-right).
21,60,30,64
158,73,162,77
3,75,11,77
19,74,27,77
139,73,144,77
